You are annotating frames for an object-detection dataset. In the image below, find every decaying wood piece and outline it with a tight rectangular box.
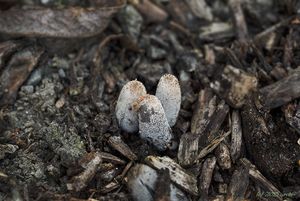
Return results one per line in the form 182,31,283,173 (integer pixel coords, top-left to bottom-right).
250,44,273,73
198,100,229,149
189,99,229,164
224,48,244,70
215,142,231,170
229,0,248,41
254,16,293,43
197,130,231,161
145,155,198,196
98,167,121,183
230,110,242,163
0,40,22,69
34,191,113,201
241,97,300,178
191,88,216,135
198,156,217,198
100,180,120,194
226,163,249,201
0,0,126,38
241,158,283,201
67,152,102,192
211,65,257,108
177,88,215,166
284,103,300,135
108,136,137,161
99,161,132,194
259,67,300,109
177,133,199,167
98,152,126,165
184,0,213,21
0,46,44,105
129,0,168,23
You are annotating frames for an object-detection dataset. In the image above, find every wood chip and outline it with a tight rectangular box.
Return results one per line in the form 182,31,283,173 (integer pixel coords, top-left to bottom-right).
145,155,198,196
178,89,216,167
177,133,199,167
199,156,216,197
130,0,168,23
0,46,44,105
67,152,102,192
215,142,231,170
0,40,22,69
259,67,300,109
198,100,229,149
241,98,300,178
191,88,216,135
98,152,126,165
0,0,126,38
229,0,248,41
230,110,242,163
211,65,257,108
196,130,231,161
241,158,283,201
226,163,249,201
108,136,137,161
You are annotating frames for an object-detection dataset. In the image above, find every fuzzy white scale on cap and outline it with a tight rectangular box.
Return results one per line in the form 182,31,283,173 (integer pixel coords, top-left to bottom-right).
156,74,181,127
136,95,173,150
115,80,146,133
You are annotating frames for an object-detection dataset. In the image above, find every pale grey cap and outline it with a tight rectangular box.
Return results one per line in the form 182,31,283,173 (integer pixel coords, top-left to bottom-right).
126,164,189,201
136,95,173,150
127,164,158,201
156,74,181,127
115,80,146,133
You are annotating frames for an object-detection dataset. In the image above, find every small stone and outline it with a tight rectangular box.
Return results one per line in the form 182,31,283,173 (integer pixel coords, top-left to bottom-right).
58,68,66,78
118,5,143,43
26,68,43,86
21,85,34,94
24,127,33,133
176,52,200,72
0,144,19,160
147,45,167,60
17,106,24,111
55,97,65,108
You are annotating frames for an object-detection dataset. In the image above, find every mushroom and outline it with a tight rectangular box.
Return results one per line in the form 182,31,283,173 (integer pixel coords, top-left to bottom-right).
156,74,181,127
135,95,172,150
115,74,181,150
126,164,189,201
115,80,146,133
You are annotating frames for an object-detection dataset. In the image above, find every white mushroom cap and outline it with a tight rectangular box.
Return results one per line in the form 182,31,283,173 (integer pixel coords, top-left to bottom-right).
136,95,172,150
127,164,189,201
115,80,146,133
127,164,158,201
155,74,181,127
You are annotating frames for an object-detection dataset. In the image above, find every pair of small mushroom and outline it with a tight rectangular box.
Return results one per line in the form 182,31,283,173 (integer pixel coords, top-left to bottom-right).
115,74,181,150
